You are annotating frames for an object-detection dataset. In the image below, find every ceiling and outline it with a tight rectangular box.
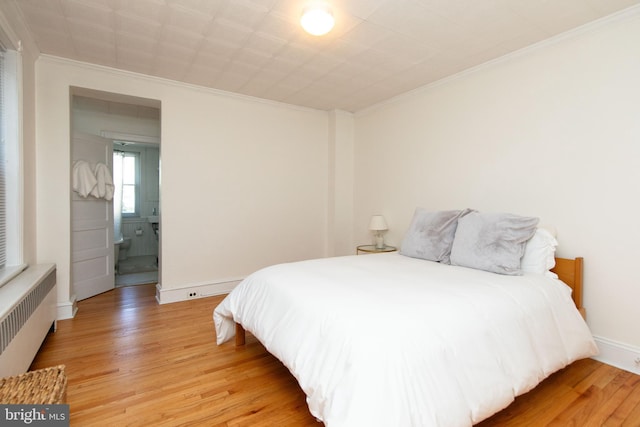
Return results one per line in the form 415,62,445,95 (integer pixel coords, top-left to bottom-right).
12,0,640,112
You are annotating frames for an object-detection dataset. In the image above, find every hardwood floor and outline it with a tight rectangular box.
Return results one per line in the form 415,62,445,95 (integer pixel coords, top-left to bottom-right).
31,284,640,426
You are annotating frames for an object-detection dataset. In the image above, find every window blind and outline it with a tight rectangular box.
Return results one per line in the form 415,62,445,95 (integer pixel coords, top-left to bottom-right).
0,48,6,268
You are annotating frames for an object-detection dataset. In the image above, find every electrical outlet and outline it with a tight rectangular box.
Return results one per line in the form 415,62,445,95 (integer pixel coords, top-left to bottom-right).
187,291,198,299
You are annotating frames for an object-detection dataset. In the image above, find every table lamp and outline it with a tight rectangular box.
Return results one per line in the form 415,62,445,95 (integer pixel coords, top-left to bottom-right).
369,215,388,249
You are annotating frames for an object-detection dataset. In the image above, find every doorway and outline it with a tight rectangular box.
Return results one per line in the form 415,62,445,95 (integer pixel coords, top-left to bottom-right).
70,87,161,299
108,135,160,287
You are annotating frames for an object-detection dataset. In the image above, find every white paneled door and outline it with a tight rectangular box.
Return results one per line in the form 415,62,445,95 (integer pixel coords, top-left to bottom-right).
71,132,114,300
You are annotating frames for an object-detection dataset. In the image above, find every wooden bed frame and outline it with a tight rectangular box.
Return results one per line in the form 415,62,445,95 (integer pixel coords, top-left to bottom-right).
234,256,585,346
551,256,585,319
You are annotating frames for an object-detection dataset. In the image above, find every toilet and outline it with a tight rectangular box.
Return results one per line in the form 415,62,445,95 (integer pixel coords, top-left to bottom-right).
114,235,132,274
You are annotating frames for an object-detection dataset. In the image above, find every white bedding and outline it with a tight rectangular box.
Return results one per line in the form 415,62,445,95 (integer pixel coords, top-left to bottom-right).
214,253,597,426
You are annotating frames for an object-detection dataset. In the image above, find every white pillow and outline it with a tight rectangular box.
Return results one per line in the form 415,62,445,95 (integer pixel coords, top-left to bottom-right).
521,228,558,276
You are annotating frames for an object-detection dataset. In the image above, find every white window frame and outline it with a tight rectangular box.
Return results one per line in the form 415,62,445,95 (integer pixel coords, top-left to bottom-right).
120,150,141,218
0,34,26,287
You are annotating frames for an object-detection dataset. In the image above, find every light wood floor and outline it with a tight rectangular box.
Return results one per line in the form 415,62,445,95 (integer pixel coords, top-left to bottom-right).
31,284,640,426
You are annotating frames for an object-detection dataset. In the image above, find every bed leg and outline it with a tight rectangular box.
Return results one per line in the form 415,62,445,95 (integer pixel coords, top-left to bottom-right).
235,323,246,346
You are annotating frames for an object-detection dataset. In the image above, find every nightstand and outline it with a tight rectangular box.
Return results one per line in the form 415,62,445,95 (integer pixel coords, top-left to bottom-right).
356,245,397,255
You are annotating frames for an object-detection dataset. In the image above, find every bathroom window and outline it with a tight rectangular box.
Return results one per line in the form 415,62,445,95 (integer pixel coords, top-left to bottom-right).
114,150,140,217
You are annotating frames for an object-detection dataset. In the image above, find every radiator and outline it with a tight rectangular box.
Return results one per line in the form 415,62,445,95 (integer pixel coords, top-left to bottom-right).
0,264,57,378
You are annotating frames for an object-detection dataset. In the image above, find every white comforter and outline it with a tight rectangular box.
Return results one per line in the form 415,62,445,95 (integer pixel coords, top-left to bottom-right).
214,253,597,426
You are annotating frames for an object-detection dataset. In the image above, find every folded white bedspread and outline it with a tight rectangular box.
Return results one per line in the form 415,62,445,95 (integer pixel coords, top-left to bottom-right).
214,253,597,426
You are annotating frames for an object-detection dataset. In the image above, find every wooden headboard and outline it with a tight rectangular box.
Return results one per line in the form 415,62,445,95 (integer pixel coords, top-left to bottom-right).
551,257,585,318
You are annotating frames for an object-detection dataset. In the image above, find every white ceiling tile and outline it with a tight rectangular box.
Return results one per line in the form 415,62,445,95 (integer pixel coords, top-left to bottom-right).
166,0,224,16
62,0,114,27
262,55,303,75
583,0,640,14
33,32,76,58
303,54,343,73
246,0,279,9
269,0,307,21
236,80,271,98
74,39,117,65
71,0,115,10
116,46,154,72
340,20,395,47
366,0,425,29
157,41,197,63
114,0,169,22
115,12,162,39
116,33,157,53
17,3,68,31
341,0,387,20
17,0,65,14
294,63,329,81
283,89,336,110
501,0,601,35
255,11,299,40
372,34,437,65
67,19,115,46
244,32,288,56
323,40,368,60
159,25,204,50
226,60,261,77
312,73,355,92
198,41,238,64
166,3,213,34
329,61,370,81
232,48,272,69
238,67,287,95
277,73,314,91
215,70,253,93
206,17,253,45
183,63,218,87
216,0,269,28
261,83,301,102
191,51,229,71
14,0,640,112
276,42,319,64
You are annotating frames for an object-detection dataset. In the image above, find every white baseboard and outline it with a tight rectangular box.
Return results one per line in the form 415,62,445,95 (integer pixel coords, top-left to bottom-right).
156,277,243,304
57,296,77,320
592,336,640,375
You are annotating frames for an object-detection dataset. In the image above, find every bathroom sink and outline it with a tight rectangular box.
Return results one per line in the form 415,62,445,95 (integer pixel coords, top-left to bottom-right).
147,215,159,224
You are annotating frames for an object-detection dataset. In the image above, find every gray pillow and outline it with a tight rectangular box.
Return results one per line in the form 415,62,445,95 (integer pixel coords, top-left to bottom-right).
450,211,539,275
400,208,471,263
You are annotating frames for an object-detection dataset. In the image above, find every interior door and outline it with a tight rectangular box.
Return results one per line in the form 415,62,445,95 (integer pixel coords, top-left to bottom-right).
71,132,114,300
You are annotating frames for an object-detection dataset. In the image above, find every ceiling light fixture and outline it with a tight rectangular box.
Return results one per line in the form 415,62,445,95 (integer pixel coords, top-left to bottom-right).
300,2,335,36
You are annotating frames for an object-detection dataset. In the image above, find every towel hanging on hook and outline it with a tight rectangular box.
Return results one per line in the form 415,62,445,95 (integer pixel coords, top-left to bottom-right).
72,160,97,198
91,162,114,201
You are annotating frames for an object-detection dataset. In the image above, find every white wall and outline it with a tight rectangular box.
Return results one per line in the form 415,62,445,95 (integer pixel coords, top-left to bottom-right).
354,10,640,350
35,56,330,309
327,110,355,257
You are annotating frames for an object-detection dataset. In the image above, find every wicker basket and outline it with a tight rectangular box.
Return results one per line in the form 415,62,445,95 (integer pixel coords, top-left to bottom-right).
0,365,67,404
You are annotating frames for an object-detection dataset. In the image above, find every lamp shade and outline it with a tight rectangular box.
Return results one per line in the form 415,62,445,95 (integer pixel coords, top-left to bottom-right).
300,2,334,36
369,215,388,231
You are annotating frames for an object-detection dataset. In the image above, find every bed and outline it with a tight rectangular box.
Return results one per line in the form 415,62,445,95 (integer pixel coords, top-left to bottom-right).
214,211,598,426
